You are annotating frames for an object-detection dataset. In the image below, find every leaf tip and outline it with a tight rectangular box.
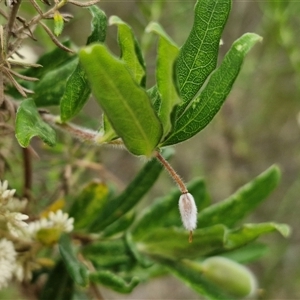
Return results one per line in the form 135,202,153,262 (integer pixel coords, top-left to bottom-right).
276,224,291,238
108,15,122,26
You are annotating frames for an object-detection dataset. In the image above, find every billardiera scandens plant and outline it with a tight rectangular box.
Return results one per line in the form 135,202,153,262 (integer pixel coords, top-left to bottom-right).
14,0,263,242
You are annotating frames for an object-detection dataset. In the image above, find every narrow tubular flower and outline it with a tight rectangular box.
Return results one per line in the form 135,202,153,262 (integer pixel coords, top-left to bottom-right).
179,193,198,242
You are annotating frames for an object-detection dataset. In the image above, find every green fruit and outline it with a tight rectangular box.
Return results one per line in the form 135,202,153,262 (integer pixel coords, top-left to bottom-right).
202,256,257,298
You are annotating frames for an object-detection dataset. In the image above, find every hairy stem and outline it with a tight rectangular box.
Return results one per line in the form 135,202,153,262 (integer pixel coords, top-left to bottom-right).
155,151,188,194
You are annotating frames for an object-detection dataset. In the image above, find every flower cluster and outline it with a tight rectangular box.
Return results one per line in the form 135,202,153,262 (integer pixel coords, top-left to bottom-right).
0,180,28,238
0,238,16,290
0,180,75,290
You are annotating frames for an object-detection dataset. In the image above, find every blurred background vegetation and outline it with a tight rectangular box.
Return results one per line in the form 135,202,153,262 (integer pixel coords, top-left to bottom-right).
2,0,300,299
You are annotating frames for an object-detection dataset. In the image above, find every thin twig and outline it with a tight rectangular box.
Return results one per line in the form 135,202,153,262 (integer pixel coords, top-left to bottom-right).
0,71,3,107
39,21,74,53
90,283,104,300
2,67,28,97
29,0,44,16
5,0,22,47
41,112,97,142
15,0,66,36
22,147,32,200
6,68,38,81
0,8,8,19
7,59,42,68
68,0,100,7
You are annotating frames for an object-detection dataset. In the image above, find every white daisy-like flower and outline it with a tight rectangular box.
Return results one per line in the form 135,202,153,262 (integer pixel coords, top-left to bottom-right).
25,210,74,240
25,218,51,239
0,238,17,290
0,180,16,206
48,210,74,233
6,212,29,238
5,198,28,213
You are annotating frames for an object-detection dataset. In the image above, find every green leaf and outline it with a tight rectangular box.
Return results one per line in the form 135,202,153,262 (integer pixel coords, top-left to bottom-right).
82,238,133,268
6,44,76,103
132,225,226,260
79,44,163,156
39,260,74,300
87,5,108,45
89,270,140,293
89,148,174,232
225,222,291,250
34,58,78,107
96,114,119,144
147,85,161,112
198,165,281,228
130,222,289,262
146,22,180,137
15,99,56,147
163,33,262,146
160,259,231,300
60,6,107,121
59,64,92,121
109,15,146,86
176,0,231,117
68,182,109,230
54,11,64,36
132,177,210,239
221,243,269,264
24,40,74,79
101,212,135,237
59,234,89,287
126,223,290,261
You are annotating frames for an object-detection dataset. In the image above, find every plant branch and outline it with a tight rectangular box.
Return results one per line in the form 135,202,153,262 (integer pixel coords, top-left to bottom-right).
22,146,32,200
39,21,74,53
41,112,98,142
68,0,100,7
5,0,22,47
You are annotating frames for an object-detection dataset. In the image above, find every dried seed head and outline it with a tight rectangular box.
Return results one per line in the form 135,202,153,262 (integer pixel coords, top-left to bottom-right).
178,192,198,232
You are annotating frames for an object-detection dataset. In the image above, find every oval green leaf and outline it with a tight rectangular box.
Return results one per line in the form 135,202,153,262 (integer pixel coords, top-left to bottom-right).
79,44,162,156
15,99,56,147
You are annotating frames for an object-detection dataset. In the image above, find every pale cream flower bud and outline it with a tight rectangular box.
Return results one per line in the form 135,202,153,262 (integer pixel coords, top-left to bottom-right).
179,193,197,242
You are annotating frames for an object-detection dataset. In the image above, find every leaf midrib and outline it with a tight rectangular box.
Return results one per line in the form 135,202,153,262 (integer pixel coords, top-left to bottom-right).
101,60,154,151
